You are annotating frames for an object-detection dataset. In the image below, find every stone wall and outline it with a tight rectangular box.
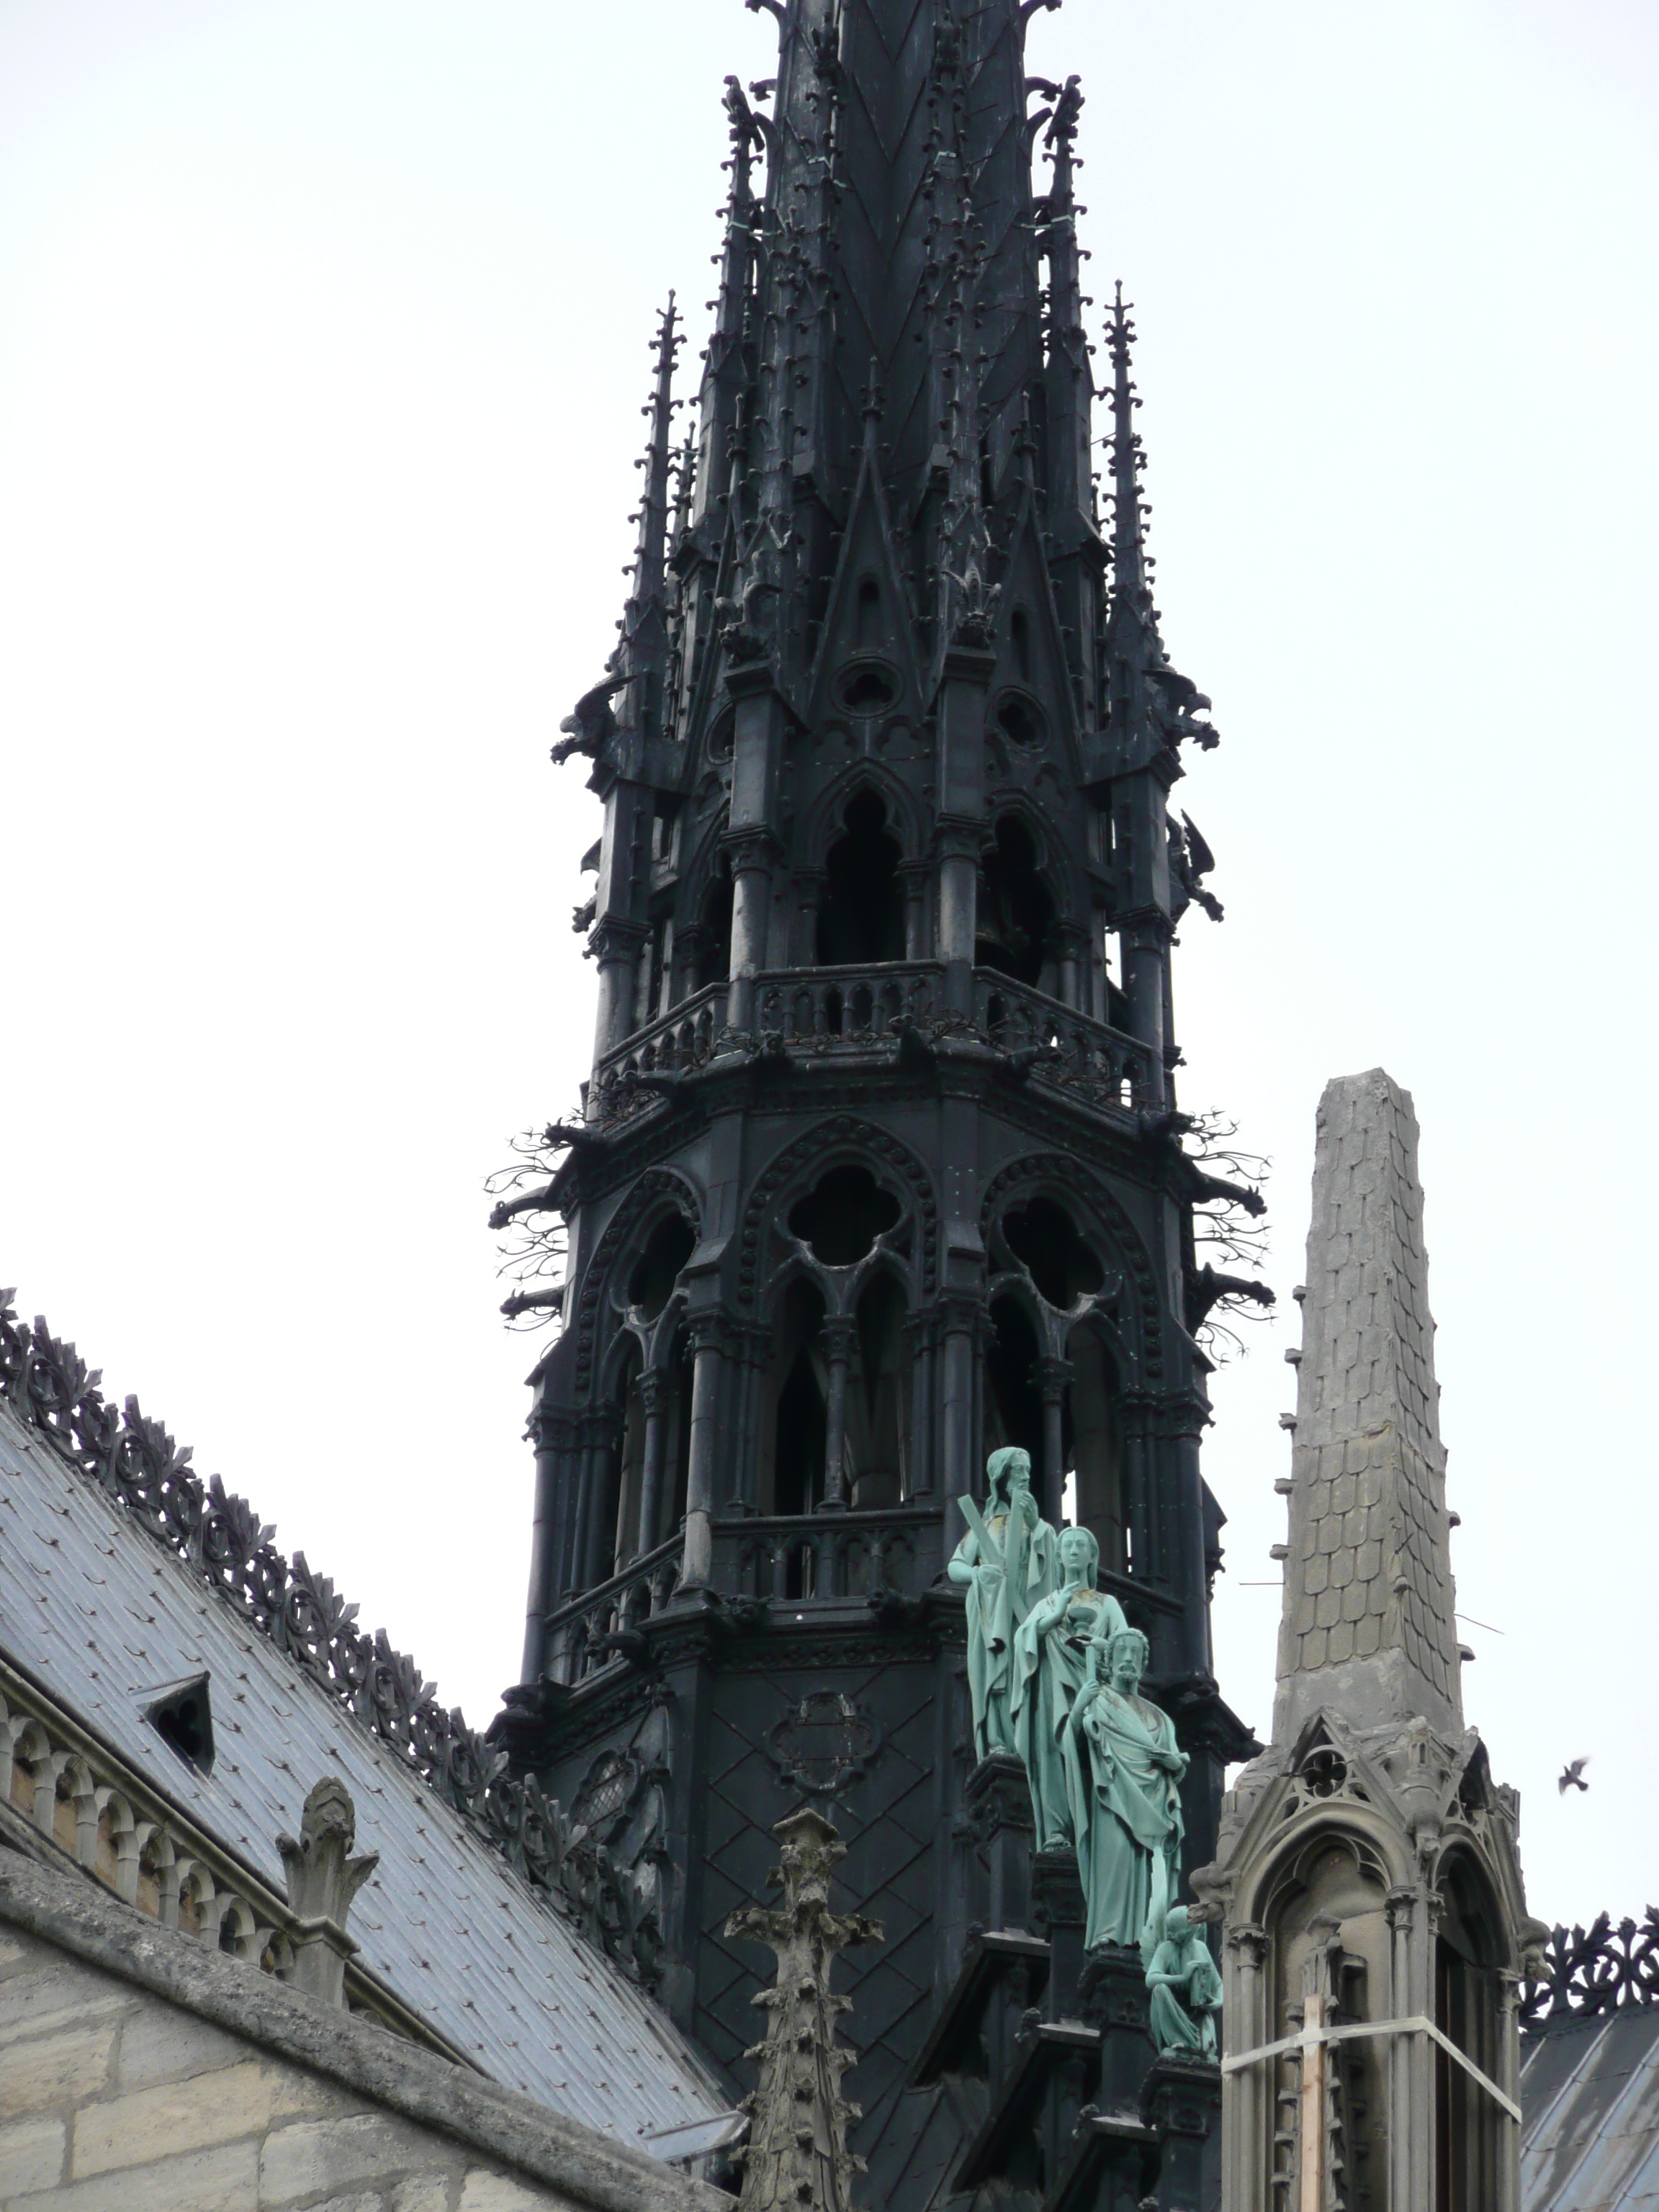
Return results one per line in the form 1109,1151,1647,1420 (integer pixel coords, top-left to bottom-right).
0,1846,726,2212
0,1918,588,2212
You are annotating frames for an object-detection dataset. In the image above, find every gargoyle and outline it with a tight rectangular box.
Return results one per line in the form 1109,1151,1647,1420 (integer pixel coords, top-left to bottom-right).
552,676,625,765
1169,811,1223,923
1185,1264,1275,1334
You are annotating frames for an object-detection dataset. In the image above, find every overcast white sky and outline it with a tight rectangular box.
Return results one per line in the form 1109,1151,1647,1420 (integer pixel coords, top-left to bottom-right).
1,0,1655,1933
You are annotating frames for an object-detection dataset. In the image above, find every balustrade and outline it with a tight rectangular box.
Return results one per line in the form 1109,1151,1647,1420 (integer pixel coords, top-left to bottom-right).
715,1506,936,1606
973,971,1154,1109
752,961,944,1050
543,1536,683,1684
595,980,729,1103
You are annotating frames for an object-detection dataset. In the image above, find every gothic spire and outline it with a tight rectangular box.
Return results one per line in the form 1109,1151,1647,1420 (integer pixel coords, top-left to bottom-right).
616,295,682,741
1038,76,1093,544
691,76,765,535
1105,282,1157,642
630,295,680,612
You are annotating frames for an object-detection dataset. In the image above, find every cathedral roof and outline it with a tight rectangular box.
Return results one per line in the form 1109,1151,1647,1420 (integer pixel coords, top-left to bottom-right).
1523,2008,1659,2209
0,1315,729,2156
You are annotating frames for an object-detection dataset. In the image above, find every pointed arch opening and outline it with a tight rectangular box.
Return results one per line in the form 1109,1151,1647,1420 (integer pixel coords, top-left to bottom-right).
850,1272,910,1509
976,815,1056,987
598,1341,642,1585
817,788,904,966
1065,1323,1125,1575
984,1294,1043,1470
769,1278,828,1521
701,864,734,986
1436,1853,1507,2212
627,1213,695,1322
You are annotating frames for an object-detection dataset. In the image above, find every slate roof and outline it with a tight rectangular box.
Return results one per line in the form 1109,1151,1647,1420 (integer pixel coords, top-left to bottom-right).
1524,2013,1659,2209
0,1392,728,2152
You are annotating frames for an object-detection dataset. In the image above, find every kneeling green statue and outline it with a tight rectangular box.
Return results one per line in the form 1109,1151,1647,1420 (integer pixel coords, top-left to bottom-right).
1064,1626,1188,1955
1145,1905,1223,2056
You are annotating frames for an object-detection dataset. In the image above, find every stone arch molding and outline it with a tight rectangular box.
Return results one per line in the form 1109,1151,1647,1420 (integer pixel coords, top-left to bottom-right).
572,1167,703,1401
737,1117,939,1311
980,1152,1163,1375
796,762,927,873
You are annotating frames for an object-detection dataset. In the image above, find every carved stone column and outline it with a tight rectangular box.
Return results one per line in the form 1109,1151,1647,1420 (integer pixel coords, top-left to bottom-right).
819,1318,855,1510
938,1294,983,1510
1221,1923,1270,2212
1037,1354,1071,1527
634,1370,670,1561
680,1316,727,1588
899,860,930,961
588,916,649,1088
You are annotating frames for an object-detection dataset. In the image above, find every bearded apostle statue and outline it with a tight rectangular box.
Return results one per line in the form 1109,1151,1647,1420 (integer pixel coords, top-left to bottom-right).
948,1447,1058,1763
1010,1525,1128,1848
1064,1626,1189,1954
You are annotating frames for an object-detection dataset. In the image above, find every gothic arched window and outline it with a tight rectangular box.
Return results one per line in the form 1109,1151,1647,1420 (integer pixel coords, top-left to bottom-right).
817,789,904,968
976,815,1056,988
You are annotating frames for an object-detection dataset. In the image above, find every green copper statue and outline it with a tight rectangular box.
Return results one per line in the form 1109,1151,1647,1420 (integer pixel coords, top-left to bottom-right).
1064,1625,1188,1954
1010,1525,1128,1848
1145,1904,1223,2056
948,1447,1058,1763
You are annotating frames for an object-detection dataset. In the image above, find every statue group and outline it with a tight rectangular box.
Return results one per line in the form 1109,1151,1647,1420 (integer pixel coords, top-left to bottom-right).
949,1448,1222,2057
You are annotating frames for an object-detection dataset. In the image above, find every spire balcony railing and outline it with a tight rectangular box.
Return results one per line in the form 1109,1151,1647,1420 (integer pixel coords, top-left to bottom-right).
752,960,944,1049
714,1503,940,1606
541,1535,683,1686
974,971,1155,1110
592,962,1153,1111
596,979,729,1101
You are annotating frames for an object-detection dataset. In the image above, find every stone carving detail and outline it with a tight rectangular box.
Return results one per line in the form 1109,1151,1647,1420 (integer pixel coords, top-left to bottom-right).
725,1809,881,2212
765,1691,882,1797
0,1293,664,1987
1524,1907,1659,2023
276,1777,379,2010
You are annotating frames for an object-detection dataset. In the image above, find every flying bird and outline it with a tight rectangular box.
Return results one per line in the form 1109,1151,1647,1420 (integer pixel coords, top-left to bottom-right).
1559,1758,1591,1795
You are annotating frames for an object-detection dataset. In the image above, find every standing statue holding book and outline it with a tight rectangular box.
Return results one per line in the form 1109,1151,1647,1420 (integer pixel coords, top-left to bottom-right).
1064,1625,1189,1956
1010,1524,1128,1848
948,1447,1058,1763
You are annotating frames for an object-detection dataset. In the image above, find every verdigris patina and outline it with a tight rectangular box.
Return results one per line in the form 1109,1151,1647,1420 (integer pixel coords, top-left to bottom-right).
1145,1903,1223,2055
948,1447,1058,1763
1065,1626,1188,1954
1010,1525,1128,1848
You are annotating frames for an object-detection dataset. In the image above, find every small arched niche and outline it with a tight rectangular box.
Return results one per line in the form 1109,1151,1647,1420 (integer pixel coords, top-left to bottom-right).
817,789,904,966
788,1164,901,1267
976,815,1056,989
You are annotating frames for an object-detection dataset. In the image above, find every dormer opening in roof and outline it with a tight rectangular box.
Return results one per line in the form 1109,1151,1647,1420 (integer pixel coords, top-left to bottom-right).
142,1671,215,1776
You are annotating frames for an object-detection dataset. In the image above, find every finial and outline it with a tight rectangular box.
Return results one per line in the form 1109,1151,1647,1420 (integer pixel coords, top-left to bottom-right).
1106,281,1151,608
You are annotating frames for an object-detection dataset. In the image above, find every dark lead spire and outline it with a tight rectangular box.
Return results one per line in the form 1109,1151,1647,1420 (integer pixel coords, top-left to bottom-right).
515,9,1251,2200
